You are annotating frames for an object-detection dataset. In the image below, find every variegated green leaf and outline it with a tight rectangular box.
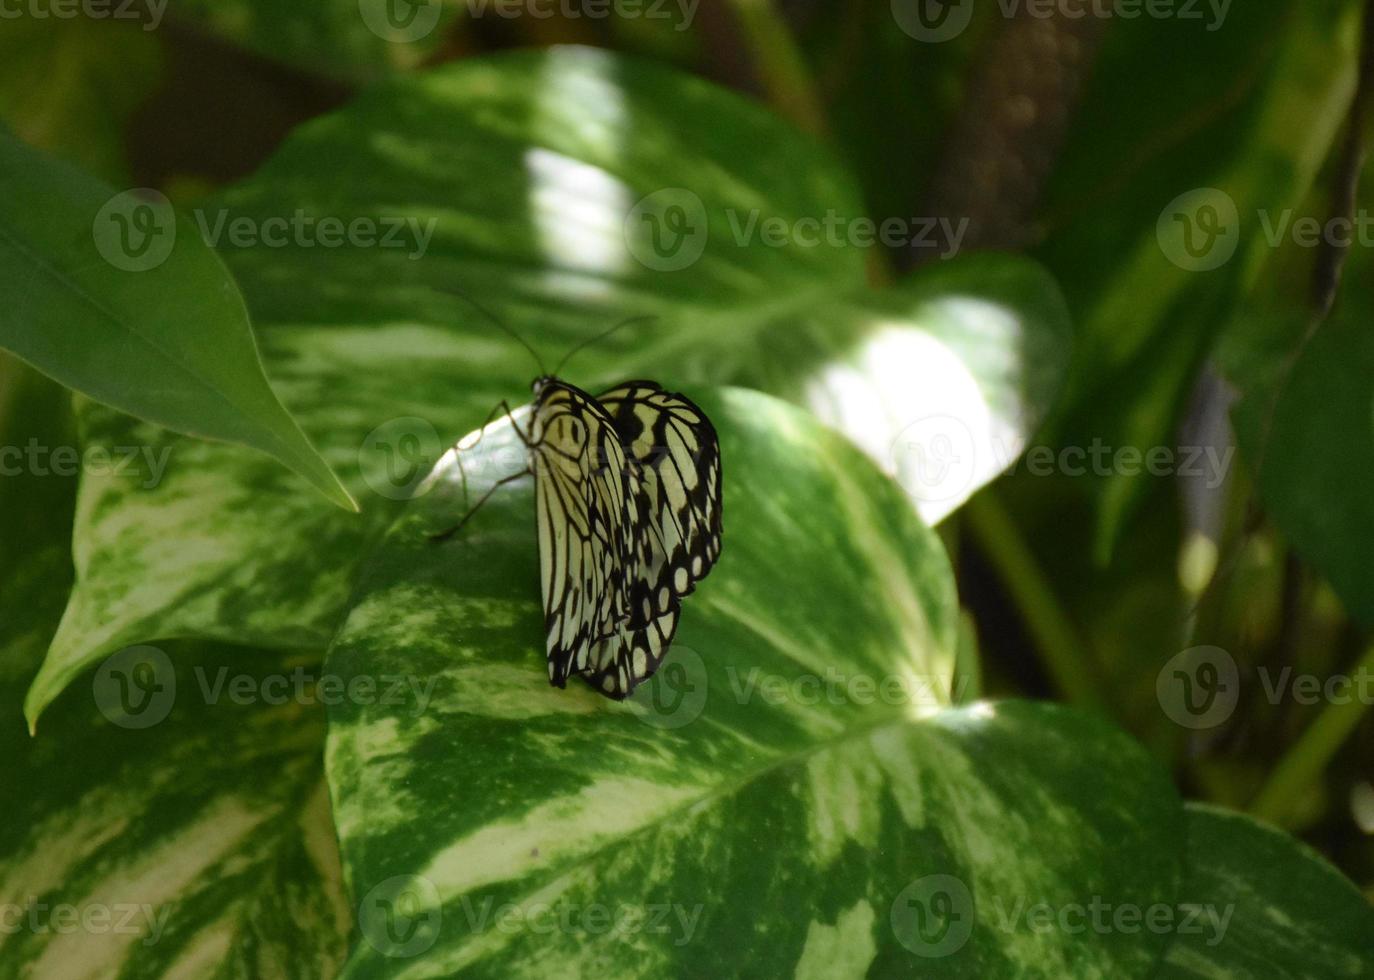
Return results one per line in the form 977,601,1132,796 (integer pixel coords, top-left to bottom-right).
1156,804,1374,978
766,253,1070,524
2,642,352,979
325,389,1184,978
1,359,352,978
26,47,1068,725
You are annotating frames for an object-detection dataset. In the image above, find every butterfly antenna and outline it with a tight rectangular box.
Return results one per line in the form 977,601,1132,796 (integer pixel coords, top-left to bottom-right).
433,284,548,376
552,315,658,377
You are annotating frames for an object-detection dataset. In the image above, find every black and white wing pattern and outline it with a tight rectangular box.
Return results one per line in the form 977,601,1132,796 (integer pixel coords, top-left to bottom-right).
529,380,641,688
578,603,680,700
527,377,722,700
597,381,723,608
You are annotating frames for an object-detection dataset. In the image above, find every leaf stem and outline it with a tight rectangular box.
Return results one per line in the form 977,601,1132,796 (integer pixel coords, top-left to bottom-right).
721,0,829,139
965,490,1105,708
1249,641,1374,826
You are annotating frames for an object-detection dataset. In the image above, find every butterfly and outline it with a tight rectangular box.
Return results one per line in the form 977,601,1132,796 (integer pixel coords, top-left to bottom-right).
433,366,722,700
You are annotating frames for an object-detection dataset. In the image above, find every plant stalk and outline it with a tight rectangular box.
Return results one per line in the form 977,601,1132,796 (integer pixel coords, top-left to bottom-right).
721,0,828,139
965,491,1105,708
1249,641,1374,826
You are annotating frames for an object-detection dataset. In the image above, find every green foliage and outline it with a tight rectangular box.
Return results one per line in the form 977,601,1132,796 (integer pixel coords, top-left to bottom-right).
18,48,1066,728
0,132,356,515
326,394,1183,977
1032,0,1360,556
0,15,161,181
170,0,458,82
2,5,1372,978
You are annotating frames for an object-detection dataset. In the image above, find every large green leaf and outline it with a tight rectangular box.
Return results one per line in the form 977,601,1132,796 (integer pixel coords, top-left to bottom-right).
1221,169,1374,624
776,254,1070,524
1,641,352,978
1237,300,1374,624
1156,804,1374,977
0,360,351,978
25,48,1069,725
0,132,356,515
325,388,1184,977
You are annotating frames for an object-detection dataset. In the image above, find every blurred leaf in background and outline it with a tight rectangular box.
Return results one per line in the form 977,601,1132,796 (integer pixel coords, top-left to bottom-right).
0,14,161,181
170,0,459,82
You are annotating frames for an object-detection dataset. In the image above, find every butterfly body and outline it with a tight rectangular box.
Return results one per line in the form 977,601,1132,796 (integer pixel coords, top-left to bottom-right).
516,376,722,698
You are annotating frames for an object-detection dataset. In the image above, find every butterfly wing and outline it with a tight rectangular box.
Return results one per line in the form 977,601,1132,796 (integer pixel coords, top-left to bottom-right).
531,378,722,700
597,381,723,610
580,605,680,700
566,381,721,700
531,381,640,688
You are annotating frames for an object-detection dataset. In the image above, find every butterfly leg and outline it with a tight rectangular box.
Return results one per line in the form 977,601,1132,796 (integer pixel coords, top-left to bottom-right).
448,399,534,458
437,398,536,533
428,467,532,542
479,398,537,448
